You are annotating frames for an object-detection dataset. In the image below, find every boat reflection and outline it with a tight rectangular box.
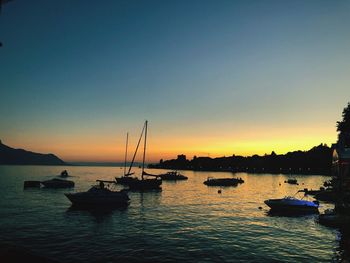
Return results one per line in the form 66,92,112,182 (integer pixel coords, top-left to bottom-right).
334,228,350,262
66,204,128,223
266,210,319,218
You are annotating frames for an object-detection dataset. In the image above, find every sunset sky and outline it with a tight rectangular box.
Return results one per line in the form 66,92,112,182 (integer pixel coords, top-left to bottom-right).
1,0,349,162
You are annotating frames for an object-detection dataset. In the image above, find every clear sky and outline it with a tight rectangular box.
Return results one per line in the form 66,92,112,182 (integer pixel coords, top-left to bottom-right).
0,0,349,162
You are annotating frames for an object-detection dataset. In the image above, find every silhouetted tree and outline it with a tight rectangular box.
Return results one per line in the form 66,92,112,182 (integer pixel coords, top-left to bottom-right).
337,102,350,147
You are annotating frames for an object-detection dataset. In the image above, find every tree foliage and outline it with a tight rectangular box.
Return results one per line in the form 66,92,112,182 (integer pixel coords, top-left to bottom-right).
337,102,350,147
337,102,350,133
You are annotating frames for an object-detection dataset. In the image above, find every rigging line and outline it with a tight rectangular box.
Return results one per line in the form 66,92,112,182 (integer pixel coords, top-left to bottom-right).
127,122,146,176
141,120,148,180
124,132,129,176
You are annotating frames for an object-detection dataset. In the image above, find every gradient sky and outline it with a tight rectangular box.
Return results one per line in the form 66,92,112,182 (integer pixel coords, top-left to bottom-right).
1,0,349,162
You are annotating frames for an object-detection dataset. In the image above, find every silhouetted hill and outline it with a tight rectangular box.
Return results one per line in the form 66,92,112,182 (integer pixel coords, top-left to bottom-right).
0,140,66,165
149,144,333,175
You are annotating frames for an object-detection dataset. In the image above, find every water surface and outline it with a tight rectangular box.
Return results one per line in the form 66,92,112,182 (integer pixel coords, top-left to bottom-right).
0,166,343,262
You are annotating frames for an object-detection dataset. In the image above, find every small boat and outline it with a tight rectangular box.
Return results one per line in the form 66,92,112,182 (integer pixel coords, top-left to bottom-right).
318,209,350,228
60,170,69,177
299,187,325,196
203,177,244,186
315,190,337,202
158,171,188,180
41,178,75,188
264,196,319,213
65,185,129,207
285,178,298,185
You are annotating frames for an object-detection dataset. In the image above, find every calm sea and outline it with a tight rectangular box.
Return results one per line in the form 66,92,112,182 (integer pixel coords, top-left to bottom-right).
0,165,346,262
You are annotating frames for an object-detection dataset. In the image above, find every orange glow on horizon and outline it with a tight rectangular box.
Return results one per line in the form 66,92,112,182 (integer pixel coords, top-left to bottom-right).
4,122,337,163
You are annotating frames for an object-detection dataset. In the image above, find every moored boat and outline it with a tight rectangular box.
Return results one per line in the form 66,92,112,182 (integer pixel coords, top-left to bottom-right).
203,177,244,186
264,196,319,213
65,185,129,207
314,190,337,202
41,178,74,188
299,188,323,195
123,121,162,191
318,209,350,228
285,178,298,185
158,171,188,180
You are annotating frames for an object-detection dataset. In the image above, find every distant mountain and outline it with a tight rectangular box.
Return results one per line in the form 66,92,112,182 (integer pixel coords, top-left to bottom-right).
0,140,66,165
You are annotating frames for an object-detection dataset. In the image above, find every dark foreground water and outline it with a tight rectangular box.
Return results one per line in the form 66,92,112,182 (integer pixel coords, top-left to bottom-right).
0,165,346,262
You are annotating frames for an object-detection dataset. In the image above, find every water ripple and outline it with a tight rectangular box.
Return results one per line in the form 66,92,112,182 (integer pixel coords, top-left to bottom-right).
0,166,340,262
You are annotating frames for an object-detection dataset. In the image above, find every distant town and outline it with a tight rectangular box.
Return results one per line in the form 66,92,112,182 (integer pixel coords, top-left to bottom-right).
149,144,332,175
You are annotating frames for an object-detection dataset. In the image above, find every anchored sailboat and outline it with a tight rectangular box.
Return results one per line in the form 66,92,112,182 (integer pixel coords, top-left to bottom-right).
125,120,162,190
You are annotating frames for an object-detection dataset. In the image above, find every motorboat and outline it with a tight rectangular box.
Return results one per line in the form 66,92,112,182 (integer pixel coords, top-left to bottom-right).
285,178,298,185
41,178,75,188
158,171,188,180
65,185,129,207
264,196,319,213
203,177,244,186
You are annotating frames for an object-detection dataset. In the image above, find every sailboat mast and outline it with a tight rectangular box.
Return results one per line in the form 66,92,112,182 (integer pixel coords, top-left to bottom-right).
141,120,148,180
126,123,145,176
124,132,128,176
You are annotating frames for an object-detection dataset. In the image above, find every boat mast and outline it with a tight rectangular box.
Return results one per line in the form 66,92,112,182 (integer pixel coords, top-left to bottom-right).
124,132,129,176
141,120,148,180
126,122,146,176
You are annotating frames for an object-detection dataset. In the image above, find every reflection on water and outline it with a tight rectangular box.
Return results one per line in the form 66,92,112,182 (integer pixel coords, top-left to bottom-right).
336,230,350,262
66,205,128,223
266,210,319,218
0,165,344,262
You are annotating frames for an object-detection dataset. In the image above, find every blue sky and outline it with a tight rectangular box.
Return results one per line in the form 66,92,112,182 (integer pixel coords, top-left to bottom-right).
1,0,349,161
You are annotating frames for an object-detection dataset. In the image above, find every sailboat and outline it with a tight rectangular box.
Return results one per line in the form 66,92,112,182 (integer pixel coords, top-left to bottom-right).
125,120,162,190
115,132,138,185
